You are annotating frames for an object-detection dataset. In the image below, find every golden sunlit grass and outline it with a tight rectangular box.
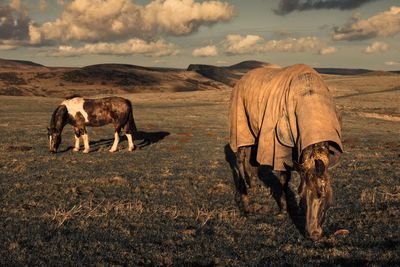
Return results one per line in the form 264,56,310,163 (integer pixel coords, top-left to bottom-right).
45,200,145,228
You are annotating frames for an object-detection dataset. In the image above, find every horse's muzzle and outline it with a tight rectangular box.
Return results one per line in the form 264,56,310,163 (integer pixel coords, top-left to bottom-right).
307,229,323,241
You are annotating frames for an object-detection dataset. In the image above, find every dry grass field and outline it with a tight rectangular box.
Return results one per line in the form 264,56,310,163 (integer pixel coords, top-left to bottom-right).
0,72,399,265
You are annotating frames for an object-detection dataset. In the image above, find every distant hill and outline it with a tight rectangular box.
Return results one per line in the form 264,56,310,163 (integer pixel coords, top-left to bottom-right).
187,61,281,87
226,60,273,71
0,58,44,69
314,68,372,75
0,59,230,97
0,58,399,97
187,64,240,87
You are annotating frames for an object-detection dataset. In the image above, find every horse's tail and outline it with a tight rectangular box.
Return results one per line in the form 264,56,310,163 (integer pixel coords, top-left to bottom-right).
126,100,137,134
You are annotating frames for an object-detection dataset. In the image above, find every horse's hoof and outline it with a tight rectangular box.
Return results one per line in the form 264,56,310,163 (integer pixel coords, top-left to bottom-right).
128,146,135,152
109,149,117,153
276,212,286,219
83,149,90,154
73,148,80,152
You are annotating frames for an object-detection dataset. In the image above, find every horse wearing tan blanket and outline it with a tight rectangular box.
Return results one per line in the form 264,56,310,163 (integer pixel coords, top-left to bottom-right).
229,64,343,241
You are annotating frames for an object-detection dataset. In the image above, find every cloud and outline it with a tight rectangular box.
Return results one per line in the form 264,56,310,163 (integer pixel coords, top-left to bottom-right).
222,34,322,55
35,0,235,43
223,34,263,55
263,36,321,52
385,61,400,66
319,46,337,55
216,60,229,65
0,41,17,50
39,0,47,12
9,0,21,12
154,59,167,64
49,38,180,57
275,0,377,15
192,45,218,57
333,6,400,41
0,2,30,41
363,41,389,54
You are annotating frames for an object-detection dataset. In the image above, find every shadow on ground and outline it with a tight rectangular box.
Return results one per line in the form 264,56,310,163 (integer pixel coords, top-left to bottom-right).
224,143,306,237
60,130,170,153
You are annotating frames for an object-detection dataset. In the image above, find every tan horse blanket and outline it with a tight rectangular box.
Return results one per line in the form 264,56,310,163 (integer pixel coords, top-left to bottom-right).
229,64,343,171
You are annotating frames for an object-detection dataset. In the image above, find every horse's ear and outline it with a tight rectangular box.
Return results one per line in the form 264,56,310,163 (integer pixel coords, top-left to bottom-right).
283,162,294,172
293,161,304,172
315,159,325,177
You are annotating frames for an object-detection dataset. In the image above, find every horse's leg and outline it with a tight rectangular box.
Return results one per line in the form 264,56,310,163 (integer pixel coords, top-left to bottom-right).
237,146,257,212
82,127,90,153
278,171,291,213
73,127,80,152
109,126,121,153
123,121,135,152
243,145,259,191
73,135,80,152
126,134,135,151
124,110,136,152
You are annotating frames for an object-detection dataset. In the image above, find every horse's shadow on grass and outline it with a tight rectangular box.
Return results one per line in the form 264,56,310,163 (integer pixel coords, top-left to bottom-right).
224,144,306,236
61,131,170,153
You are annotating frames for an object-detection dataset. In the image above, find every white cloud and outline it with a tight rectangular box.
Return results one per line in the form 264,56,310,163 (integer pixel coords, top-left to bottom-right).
385,61,400,66
223,34,263,55
28,23,45,45
192,45,218,57
50,38,180,57
319,46,337,55
333,6,400,41
223,34,321,55
216,60,229,65
263,36,321,52
0,42,17,50
39,0,47,12
363,41,389,54
9,0,21,12
35,0,235,43
154,59,167,64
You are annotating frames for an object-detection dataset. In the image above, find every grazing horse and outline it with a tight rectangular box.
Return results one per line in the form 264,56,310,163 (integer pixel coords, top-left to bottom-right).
48,96,137,153
230,64,343,241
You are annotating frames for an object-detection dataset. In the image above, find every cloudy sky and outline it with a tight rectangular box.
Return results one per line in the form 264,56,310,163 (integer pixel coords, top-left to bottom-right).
0,0,399,70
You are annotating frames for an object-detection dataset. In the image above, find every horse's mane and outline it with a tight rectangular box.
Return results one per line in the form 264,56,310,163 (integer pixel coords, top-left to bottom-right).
65,94,82,100
50,105,68,130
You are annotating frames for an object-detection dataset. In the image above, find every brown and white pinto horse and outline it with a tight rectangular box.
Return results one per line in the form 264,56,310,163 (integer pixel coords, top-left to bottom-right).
48,96,137,153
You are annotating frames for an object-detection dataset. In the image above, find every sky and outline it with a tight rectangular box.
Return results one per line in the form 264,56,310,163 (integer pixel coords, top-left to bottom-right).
0,0,399,70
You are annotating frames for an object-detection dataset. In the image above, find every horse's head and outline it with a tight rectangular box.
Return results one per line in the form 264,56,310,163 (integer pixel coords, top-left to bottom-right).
295,141,332,241
47,127,62,153
48,105,68,153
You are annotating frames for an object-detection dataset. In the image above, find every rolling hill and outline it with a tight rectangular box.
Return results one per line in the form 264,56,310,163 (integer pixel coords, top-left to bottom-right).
0,58,398,97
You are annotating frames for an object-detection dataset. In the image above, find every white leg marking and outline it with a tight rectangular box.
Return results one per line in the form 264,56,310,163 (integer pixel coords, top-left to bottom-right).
73,135,80,152
82,134,90,153
126,134,135,151
49,136,52,151
109,132,120,152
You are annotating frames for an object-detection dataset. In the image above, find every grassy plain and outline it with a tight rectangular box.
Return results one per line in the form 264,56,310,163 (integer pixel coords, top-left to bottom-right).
0,74,399,266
